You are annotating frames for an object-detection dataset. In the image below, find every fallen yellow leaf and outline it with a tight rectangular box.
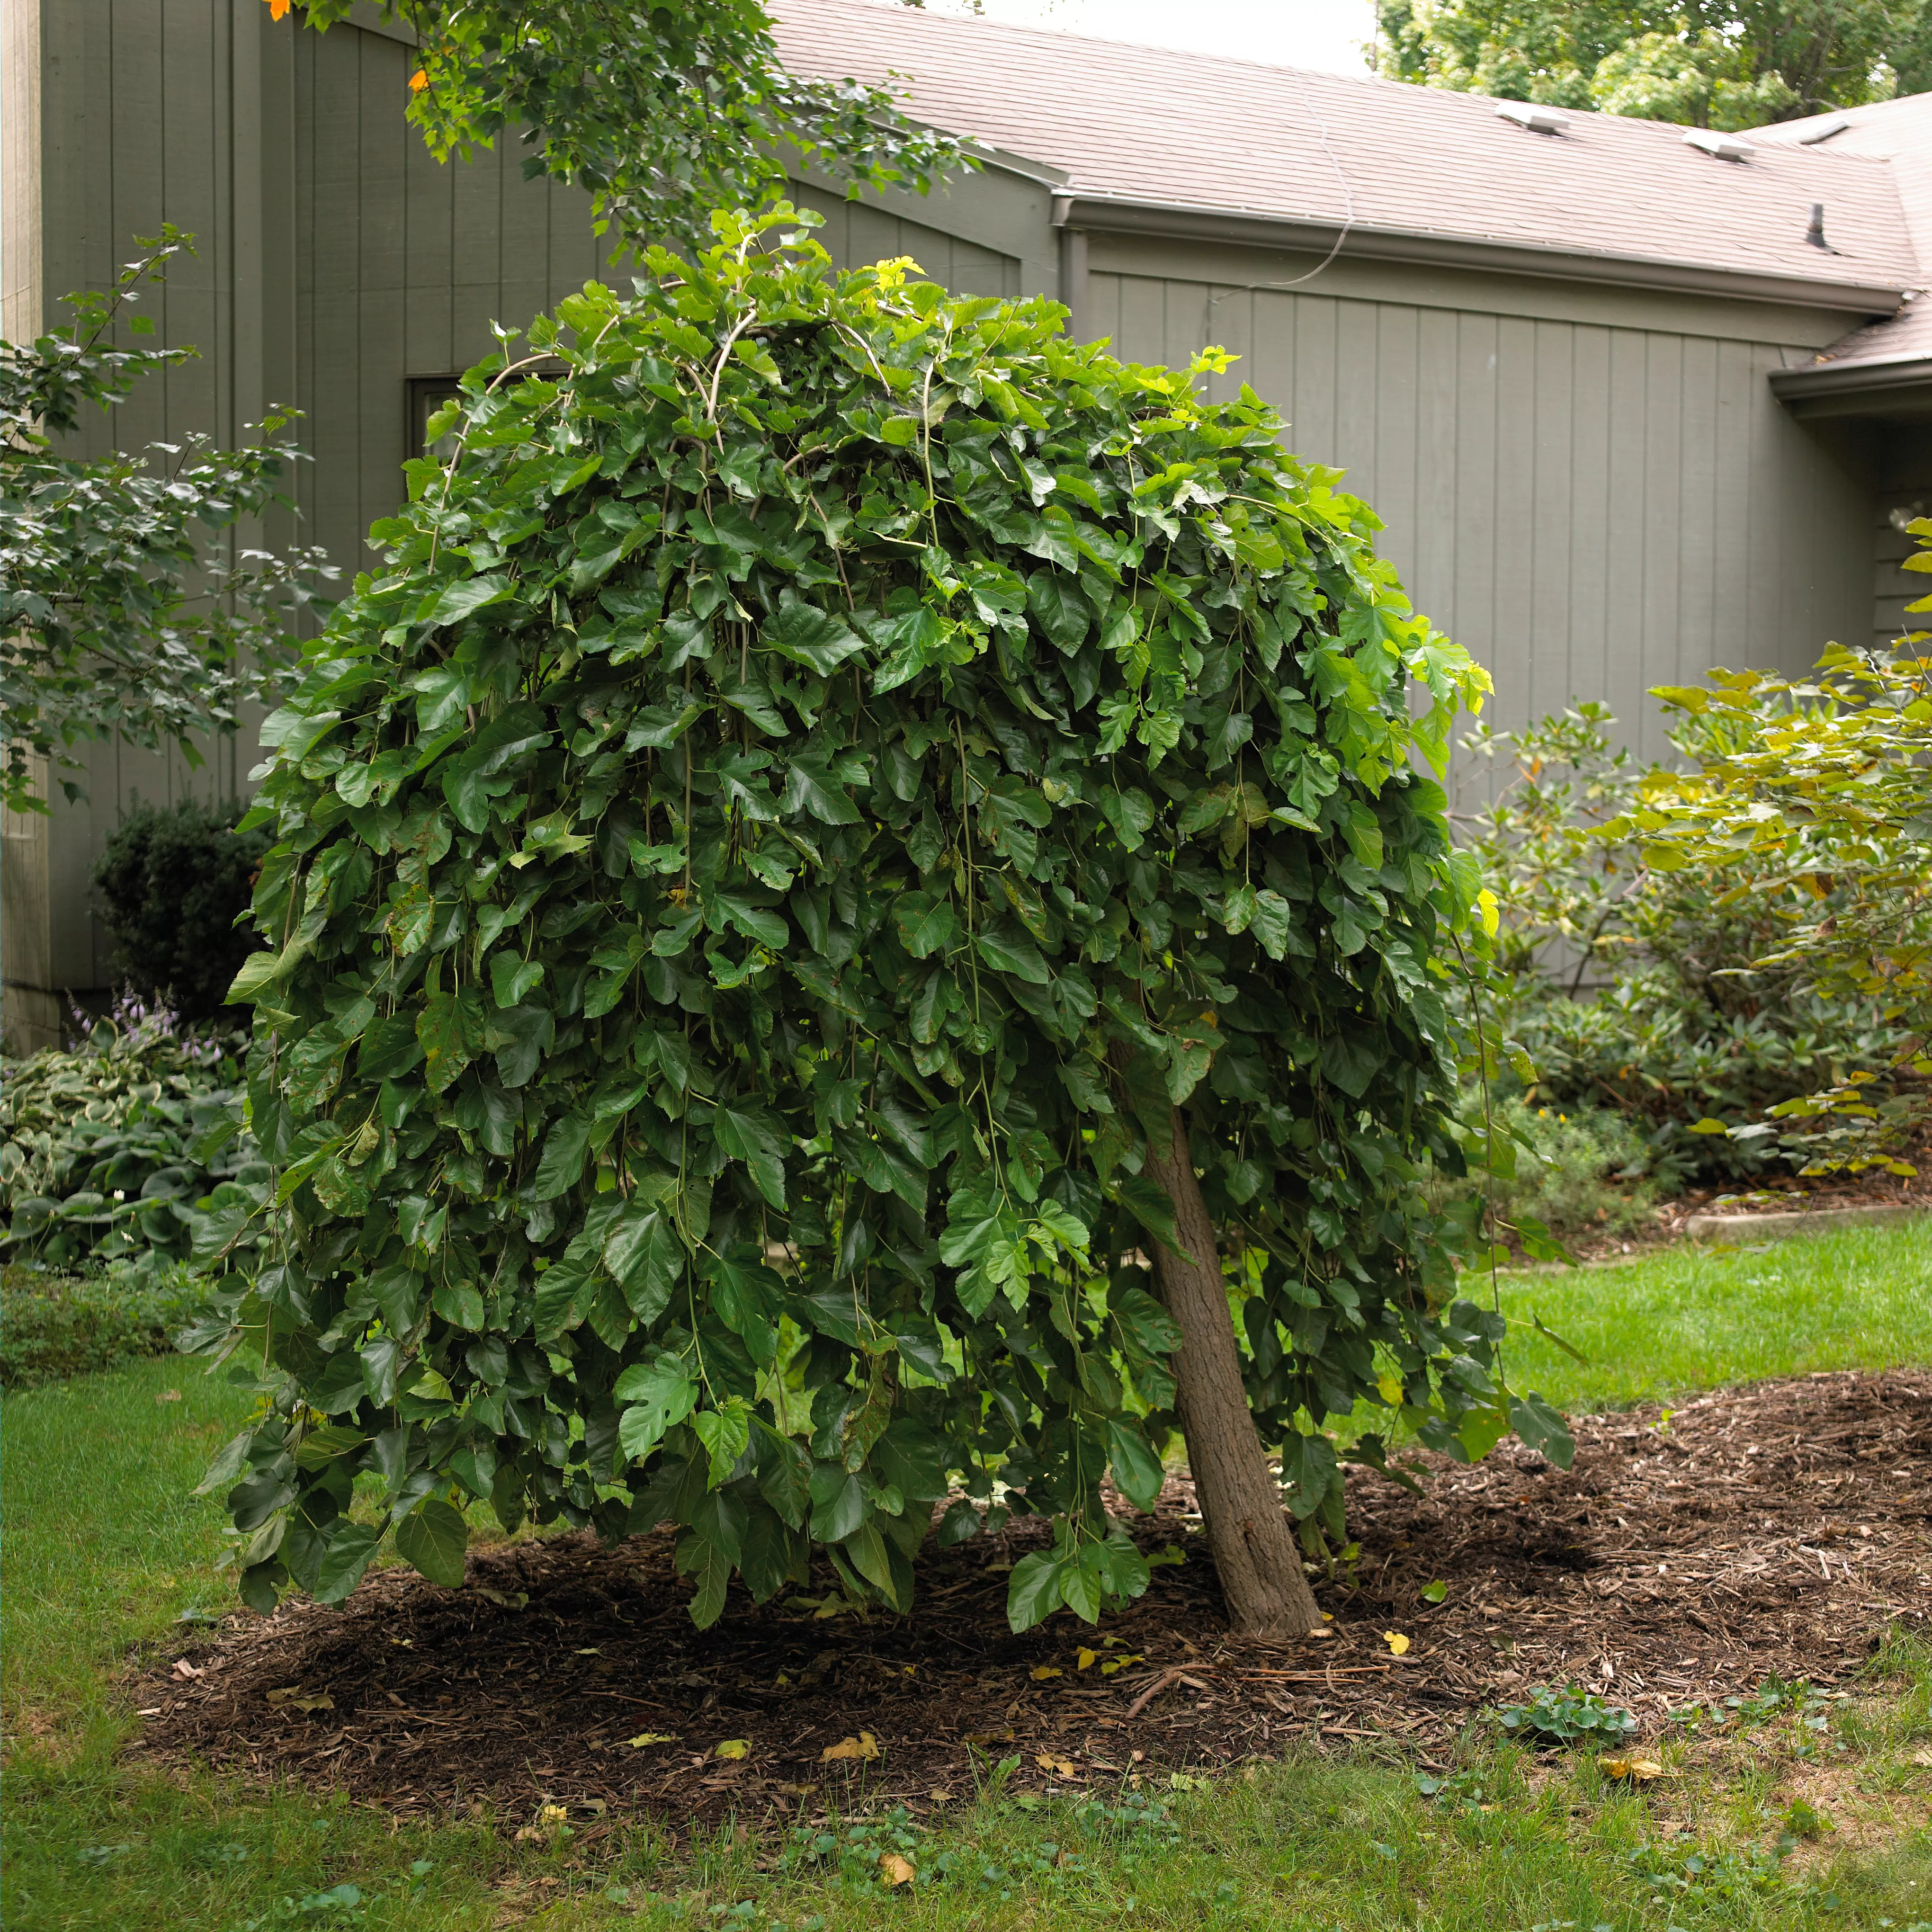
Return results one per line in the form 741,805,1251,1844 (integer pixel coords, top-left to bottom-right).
1383,1631,1411,1656
822,1732,879,1763
1100,1652,1145,1675
626,1733,676,1748
1601,1757,1664,1782
879,1852,917,1887
1076,1647,1097,1671
1036,1752,1082,1779
264,1686,332,1712
714,1739,750,1760
1030,1664,1063,1681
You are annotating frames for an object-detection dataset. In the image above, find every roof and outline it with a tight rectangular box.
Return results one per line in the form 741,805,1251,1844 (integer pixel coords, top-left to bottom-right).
770,0,1918,312
1753,95,1932,376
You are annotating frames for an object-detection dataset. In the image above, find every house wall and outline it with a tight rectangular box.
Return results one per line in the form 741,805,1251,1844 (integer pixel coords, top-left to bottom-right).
7,2,611,1046
1073,233,1879,761
1,2,1897,1042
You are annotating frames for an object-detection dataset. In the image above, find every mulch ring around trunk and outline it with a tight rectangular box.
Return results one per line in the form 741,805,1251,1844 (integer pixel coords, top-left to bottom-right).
132,1369,1932,1832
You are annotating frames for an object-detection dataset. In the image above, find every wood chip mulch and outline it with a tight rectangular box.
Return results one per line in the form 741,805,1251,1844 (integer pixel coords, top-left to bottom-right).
130,1369,1932,1831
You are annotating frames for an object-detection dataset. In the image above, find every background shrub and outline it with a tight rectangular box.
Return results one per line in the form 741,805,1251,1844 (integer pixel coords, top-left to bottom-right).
1447,1097,1663,1242
0,1002,263,1271
1458,704,1924,1185
90,799,269,1020
0,1259,209,1386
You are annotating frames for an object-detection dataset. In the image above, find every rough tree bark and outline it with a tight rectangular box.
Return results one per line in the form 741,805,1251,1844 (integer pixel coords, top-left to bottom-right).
1139,1104,1324,1637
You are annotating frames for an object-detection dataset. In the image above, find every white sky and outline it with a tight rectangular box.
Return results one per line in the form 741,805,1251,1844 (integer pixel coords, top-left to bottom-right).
920,0,1381,74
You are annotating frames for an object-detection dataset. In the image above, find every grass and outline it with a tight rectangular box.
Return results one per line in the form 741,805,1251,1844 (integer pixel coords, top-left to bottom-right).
3,1221,1930,1931
1492,1217,1932,1412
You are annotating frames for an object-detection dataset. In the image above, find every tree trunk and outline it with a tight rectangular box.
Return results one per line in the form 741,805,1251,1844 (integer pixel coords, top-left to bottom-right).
1139,1105,1323,1637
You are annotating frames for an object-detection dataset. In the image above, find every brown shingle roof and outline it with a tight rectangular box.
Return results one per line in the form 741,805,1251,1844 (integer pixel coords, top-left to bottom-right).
771,0,1918,307
1753,96,1932,369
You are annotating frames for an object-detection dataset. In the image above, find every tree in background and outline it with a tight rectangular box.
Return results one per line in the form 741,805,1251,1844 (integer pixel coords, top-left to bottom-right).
1373,0,1932,127
269,0,962,257
0,231,328,816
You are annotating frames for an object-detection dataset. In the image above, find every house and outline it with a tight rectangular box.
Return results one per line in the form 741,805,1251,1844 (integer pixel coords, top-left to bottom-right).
2,0,1927,1051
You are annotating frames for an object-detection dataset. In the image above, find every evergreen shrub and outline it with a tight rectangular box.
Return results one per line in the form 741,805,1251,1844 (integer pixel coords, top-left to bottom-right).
92,799,270,1020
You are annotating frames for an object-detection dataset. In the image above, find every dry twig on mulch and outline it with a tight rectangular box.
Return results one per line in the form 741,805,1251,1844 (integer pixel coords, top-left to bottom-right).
131,1369,1931,1830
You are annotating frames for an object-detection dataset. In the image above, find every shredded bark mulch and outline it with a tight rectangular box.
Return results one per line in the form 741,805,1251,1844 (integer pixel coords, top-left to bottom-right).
131,1369,1932,1829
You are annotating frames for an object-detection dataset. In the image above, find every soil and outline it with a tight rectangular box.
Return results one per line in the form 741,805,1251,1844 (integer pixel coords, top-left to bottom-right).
131,1369,1932,1833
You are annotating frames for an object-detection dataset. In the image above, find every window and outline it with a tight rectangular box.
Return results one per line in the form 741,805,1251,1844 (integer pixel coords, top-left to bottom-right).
408,363,572,462
407,376,467,463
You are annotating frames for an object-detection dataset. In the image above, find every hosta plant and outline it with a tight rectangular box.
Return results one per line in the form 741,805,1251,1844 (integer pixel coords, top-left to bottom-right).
194,206,1571,1636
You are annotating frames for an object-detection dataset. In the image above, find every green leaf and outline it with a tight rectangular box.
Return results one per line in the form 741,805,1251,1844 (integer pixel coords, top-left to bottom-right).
782,754,861,825
693,1397,752,1488
616,1357,699,1459
225,946,298,1005
1109,1282,1181,1358
894,893,960,959
194,1429,257,1497
1248,889,1295,960
313,1521,384,1606
1025,571,1090,651
421,572,509,630
410,662,471,731
358,1013,425,1082
1005,1549,1064,1632
680,1531,733,1630
975,927,1049,984
489,955,544,1009
808,1463,868,1543
707,1253,786,1360
603,1204,685,1322
530,1110,594,1200
393,1497,468,1586
761,600,866,676
1104,1420,1166,1512
753,1420,813,1530
1109,1174,1188,1260
712,1101,789,1208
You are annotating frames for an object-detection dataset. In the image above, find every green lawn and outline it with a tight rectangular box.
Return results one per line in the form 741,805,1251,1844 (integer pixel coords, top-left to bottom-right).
4,1221,1930,1931
1494,1217,1932,1412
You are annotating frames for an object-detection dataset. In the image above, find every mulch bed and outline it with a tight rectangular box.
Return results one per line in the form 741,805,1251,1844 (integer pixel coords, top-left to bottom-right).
132,1370,1932,1831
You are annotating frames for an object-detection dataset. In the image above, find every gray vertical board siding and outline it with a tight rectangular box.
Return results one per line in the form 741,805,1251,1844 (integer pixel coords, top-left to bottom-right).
1081,257,1874,751
289,22,605,575
353,27,408,567
1491,317,1538,733
21,4,608,991
794,181,1024,297
1527,321,1574,726
1413,307,1461,653
1710,340,1757,670
1638,332,1684,754
1454,311,1500,701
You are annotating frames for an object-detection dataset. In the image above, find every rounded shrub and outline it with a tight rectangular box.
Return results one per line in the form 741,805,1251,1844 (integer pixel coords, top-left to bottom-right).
203,207,1565,1629
91,799,269,1020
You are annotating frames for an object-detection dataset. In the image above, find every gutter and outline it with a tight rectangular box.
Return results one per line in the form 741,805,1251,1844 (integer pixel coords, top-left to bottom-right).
1049,191,1909,317
1768,350,1932,417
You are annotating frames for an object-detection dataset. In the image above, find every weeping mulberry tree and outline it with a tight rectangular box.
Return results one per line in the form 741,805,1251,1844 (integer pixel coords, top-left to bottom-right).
197,206,1570,1637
